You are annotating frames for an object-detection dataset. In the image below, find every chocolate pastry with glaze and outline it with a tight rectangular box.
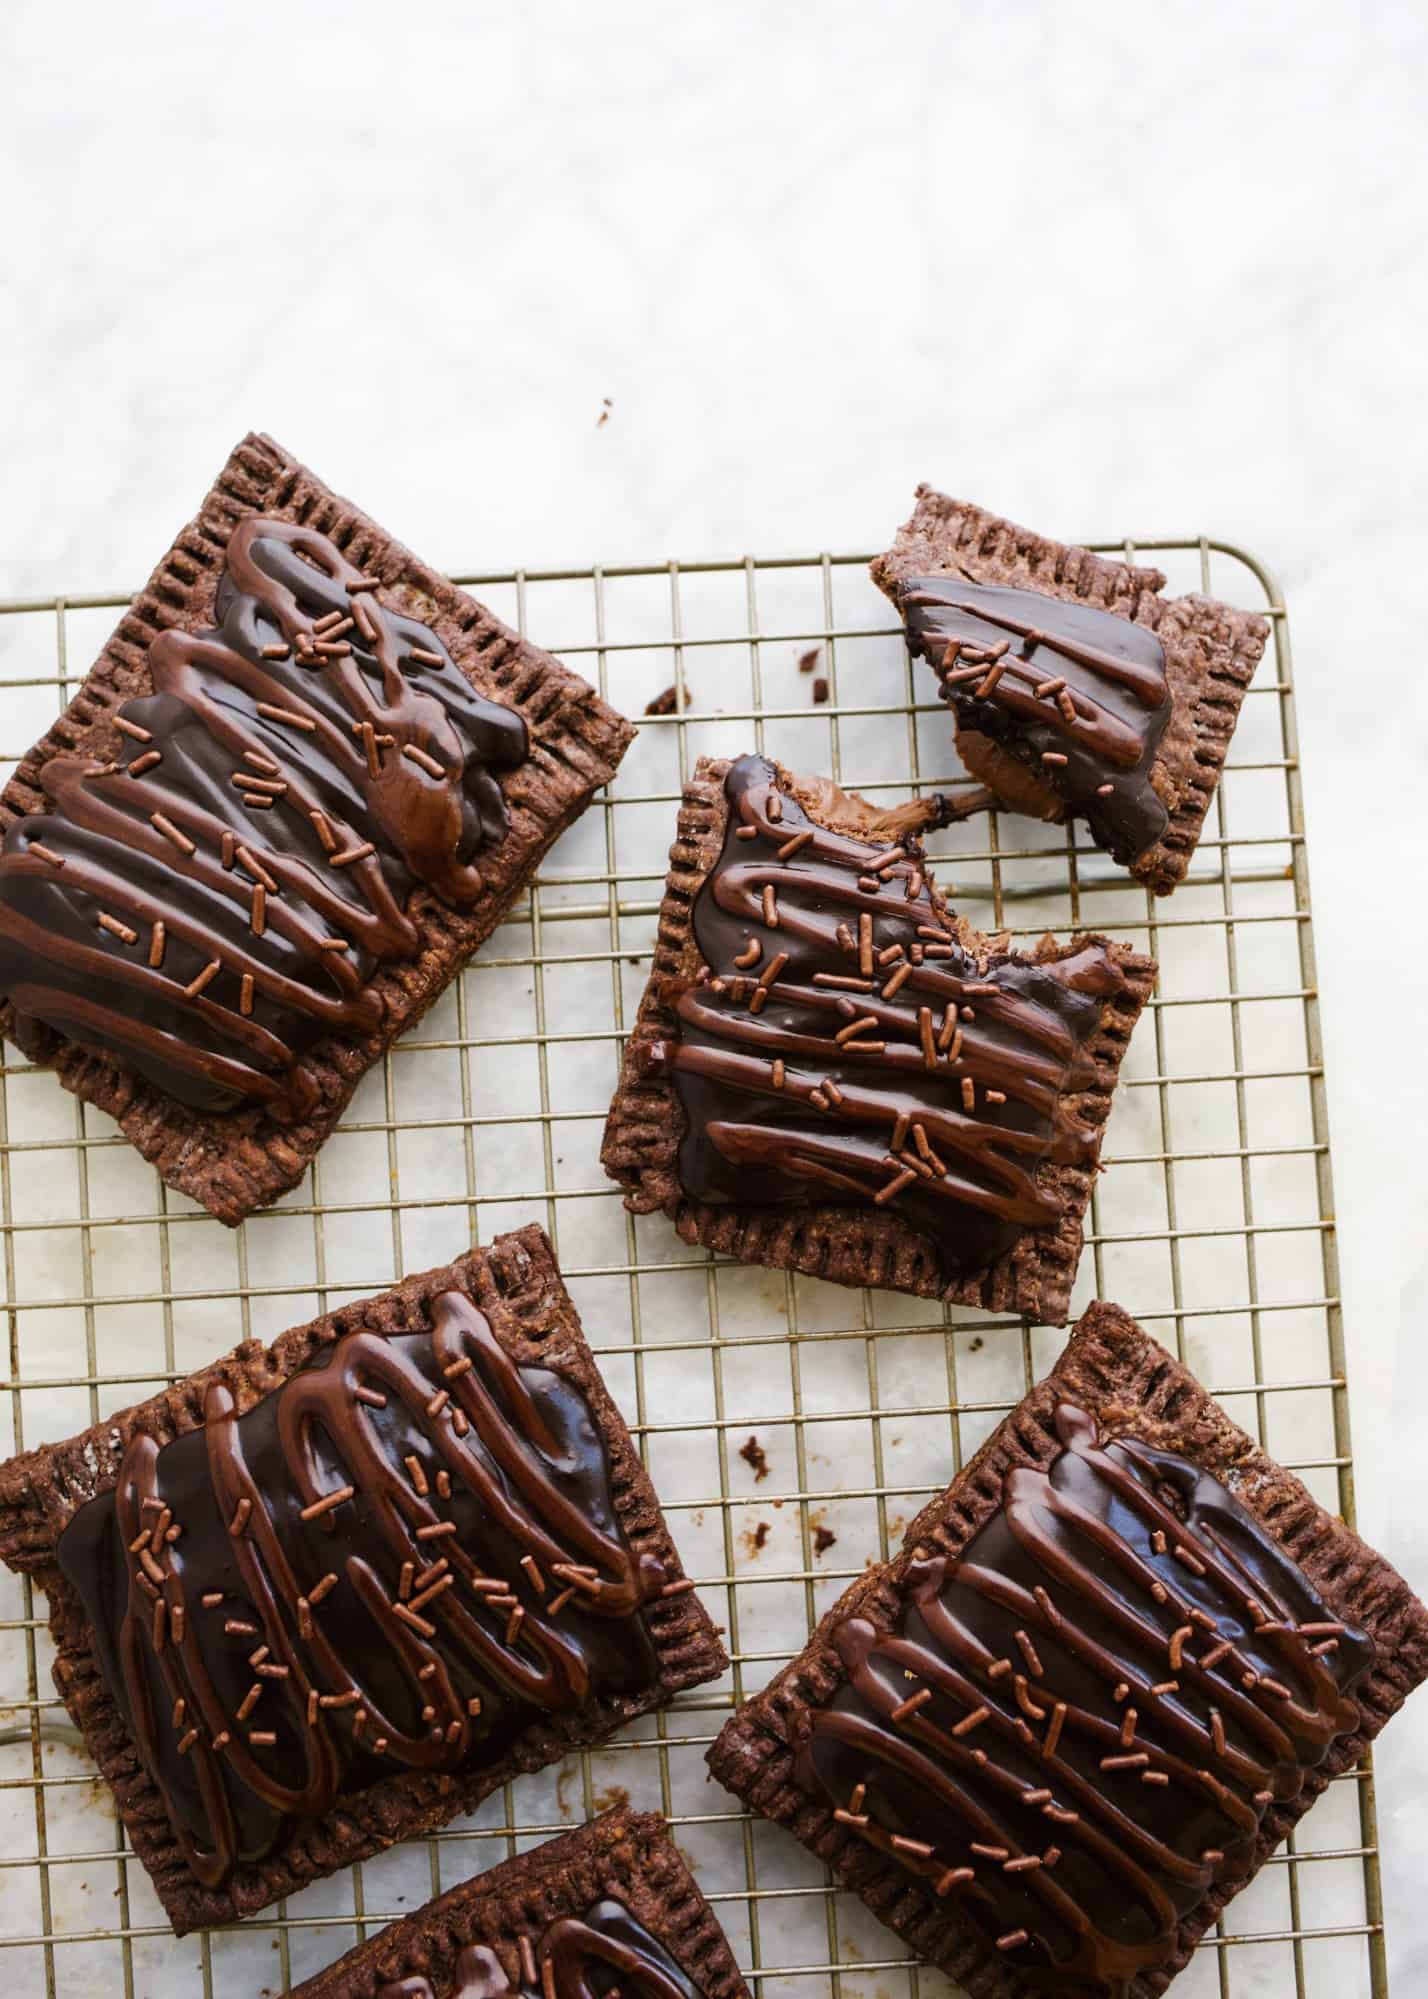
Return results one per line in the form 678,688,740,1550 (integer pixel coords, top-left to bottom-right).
0,436,634,1223
601,754,1156,1325
874,487,1270,894
289,1808,750,1999
708,1301,1428,1999
0,1227,726,1932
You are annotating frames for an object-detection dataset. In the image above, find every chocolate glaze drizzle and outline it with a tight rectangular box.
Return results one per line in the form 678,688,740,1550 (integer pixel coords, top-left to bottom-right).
899,577,1171,866
58,1292,672,1890
796,1403,1372,1996
0,517,528,1116
643,755,1130,1282
378,1898,703,1999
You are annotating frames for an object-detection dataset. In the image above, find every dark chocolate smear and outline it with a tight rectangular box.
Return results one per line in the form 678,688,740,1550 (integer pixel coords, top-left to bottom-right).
899,577,1170,865
796,1402,1372,1997
378,1896,703,1998
651,754,1128,1283
58,1291,667,1890
0,517,528,1115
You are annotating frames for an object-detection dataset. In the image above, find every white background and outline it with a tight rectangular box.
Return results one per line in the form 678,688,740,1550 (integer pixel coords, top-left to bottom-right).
1,0,1424,1989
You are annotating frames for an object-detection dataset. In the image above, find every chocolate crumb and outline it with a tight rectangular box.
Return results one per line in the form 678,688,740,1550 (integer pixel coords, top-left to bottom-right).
597,398,613,427
739,1434,769,1482
644,684,692,717
798,646,821,674
811,675,829,704
814,1525,838,1556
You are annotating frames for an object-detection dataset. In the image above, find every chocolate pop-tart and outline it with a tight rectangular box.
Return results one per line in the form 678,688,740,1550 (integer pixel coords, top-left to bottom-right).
289,1806,750,1999
874,487,1270,894
0,435,633,1223
0,1226,725,1933
708,1301,1428,1998
602,755,1155,1325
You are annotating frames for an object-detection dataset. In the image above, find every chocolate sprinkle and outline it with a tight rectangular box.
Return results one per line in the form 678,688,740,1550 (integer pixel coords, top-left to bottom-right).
795,1401,1374,1992
899,576,1173,869
0,514,529,1119
656,755,1138,1287
55,1290,674,1893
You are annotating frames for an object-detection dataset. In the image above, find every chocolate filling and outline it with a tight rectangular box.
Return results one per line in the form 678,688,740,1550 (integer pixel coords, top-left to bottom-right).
649,754,1128,1283
58,1292,666,1890
0,517,528,1116
899,577,1170,865
796,1403,1372,1996
378,1897,703,1998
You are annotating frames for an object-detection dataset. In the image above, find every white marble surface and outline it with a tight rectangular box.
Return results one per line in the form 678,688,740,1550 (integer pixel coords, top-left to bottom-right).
1,0,1425,1989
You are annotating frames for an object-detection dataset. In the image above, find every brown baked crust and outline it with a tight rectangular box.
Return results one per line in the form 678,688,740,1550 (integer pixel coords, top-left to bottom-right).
600,757,1157,1326
872,487,1270,895
0,1225,726,1934
0,435,635,1224
707,1301,1428,1999
288,1806,751,1999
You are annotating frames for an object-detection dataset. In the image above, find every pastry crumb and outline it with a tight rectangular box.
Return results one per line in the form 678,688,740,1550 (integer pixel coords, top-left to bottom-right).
739,1434,769,1481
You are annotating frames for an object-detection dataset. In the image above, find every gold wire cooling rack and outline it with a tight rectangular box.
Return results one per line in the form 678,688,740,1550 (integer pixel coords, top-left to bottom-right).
0,535,1387,1999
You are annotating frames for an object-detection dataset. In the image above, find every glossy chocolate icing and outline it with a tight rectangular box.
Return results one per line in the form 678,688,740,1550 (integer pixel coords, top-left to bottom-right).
58,1292,668,1890
378,1897,702,1998
796,1403,1372,1997
899,577,1170,865
649,755,1129,1282
0,517,528,1117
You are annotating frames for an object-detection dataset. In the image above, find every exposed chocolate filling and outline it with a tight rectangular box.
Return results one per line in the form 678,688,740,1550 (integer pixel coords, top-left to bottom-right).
0,517,528,1116
58,1292,668,1890
899,577,1170,865
796,1403,1372,1996
648,755,1129,1283
377,1897,703,1998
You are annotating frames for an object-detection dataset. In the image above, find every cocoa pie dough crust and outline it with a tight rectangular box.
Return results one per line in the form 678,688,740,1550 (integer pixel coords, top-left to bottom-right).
874,487,1270,895
0,435,634,1224
0,1226,726,1934
601,756,1156,1326
707,1300,1428,1999
288,1806,751,1999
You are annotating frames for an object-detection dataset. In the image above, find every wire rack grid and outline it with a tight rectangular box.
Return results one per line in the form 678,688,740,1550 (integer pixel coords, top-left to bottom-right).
0,530,1386,1999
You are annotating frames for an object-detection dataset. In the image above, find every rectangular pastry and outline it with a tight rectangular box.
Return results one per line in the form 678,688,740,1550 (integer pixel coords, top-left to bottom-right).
288,1806,750,1999
708,1300,1428,1998
0,435,634,1223
601,754,1156,1325
873,487,1270,894
0,1225,725,1933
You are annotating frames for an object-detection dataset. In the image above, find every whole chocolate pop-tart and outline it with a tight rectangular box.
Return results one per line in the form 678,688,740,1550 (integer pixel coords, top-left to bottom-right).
0,435,633,1223
874,487,1270,894
0,1226,725,1933
288,1806,750,1998
708,1301,1428,1998
601,754,1155,1324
